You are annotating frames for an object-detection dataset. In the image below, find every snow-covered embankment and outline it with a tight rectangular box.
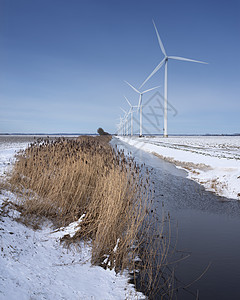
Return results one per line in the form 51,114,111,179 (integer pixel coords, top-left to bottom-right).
118,136,240,200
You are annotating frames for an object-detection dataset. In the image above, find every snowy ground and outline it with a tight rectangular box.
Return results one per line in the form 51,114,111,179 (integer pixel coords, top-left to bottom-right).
118,136,240,200
0,137,144,300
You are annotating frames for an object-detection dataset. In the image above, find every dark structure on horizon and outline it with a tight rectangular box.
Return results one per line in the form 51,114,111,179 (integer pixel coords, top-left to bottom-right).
97,128,109,136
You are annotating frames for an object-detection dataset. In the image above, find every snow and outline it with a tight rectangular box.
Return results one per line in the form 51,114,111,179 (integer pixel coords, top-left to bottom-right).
0,137,144,300
51,214,86,238
117,136,240,200
0,140,29,177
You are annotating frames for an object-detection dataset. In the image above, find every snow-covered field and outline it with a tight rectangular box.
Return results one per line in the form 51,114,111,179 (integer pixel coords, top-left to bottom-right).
0,136,143,300
118,136,240,200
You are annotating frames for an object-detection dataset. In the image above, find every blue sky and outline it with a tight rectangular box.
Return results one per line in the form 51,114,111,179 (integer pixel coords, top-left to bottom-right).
0,0,239,134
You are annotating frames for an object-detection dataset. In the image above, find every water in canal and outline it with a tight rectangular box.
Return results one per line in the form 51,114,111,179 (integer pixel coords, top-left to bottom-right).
113,137,240,299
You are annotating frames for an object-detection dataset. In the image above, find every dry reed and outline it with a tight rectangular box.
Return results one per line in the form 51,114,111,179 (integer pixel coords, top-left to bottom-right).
7,135,173,298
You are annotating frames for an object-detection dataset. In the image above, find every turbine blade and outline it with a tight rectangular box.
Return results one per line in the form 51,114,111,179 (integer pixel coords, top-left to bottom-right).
168,56,208,64
139,58,165,88
152,19,166,56
120,107,127,114
142,85,160,94
124,95,132,107
124,80,140,93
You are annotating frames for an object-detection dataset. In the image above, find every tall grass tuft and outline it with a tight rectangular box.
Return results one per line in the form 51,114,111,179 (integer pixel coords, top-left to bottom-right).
8,135,172,297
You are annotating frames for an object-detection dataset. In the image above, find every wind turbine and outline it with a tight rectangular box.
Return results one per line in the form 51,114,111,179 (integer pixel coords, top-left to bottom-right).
120,116,125,136
124,96,138,137
117,116,124,136
124,81,160,137
140,20,208,137
120,107,128,136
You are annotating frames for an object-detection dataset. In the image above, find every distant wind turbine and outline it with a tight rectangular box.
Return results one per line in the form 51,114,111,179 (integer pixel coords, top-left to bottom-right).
119,116,125,136
124,95,138,137
140,20,208,137
117,116,124,136
125,81,160,137
120,107,128,136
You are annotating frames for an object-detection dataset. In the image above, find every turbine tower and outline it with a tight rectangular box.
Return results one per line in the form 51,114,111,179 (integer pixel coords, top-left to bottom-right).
125,81,159,137
117,116,124,136
120,107,128,136
124,96,138,137
140,20,208,137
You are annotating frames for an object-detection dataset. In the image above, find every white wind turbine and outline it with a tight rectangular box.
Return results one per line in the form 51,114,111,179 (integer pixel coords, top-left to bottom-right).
119,116,125,136
116,123,120,136
124,81,160,137
140,20,208,137
124,96,138,137
120,107,129,136
116,116,124,136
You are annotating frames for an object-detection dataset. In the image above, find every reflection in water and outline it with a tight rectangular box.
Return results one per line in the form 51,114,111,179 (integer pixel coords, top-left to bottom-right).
113,138,240,299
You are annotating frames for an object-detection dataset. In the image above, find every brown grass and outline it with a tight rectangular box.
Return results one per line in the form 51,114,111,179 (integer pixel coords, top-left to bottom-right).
8,137,148,265
6,135,173,297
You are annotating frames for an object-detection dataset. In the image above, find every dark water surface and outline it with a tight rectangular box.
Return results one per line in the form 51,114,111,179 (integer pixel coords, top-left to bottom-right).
113,137,240,299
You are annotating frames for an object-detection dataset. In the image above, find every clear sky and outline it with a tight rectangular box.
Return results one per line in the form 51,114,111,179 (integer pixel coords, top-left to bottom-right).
1,0,239,134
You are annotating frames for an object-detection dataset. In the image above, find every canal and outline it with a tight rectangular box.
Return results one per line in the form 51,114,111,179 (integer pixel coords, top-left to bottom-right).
113,137,240,299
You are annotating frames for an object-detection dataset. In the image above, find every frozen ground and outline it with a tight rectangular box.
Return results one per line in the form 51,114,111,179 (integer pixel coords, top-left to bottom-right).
118,136,240,200
0,137,144,300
